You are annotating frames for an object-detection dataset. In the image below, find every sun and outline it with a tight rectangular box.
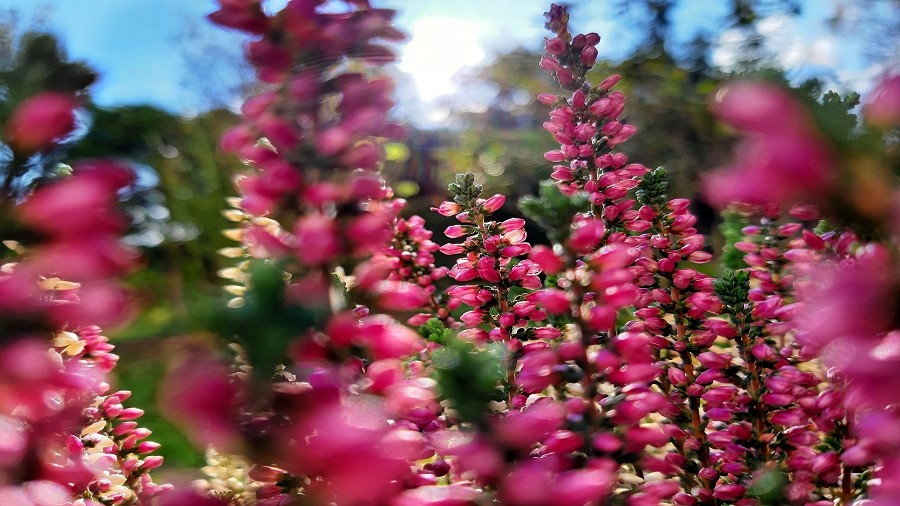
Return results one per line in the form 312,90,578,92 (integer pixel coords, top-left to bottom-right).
397,17,488,101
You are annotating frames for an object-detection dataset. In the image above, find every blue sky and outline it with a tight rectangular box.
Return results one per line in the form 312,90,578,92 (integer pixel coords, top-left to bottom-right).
1,0,891,116
2,0,251,111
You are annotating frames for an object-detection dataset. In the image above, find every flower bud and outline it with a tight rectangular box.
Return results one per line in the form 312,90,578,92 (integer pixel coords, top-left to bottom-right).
5,92,78,153
545,37,566,56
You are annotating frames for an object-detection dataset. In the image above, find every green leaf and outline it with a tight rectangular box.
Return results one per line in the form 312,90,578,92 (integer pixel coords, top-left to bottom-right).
719,210,749,270
210,261,327,383
419,317,454,346
747,467,788,505
432,334,505,424
635,167,668,208
713,268,751,313
448,172,482,209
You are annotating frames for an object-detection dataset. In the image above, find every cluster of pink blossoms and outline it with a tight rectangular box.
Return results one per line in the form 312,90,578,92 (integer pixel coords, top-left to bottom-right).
0,90,167,503
165,1,462,505
705,73,900,505
165,2,898,506
4,1,896,505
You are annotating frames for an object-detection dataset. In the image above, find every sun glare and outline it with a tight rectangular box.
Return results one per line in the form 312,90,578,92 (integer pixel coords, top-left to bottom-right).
397,17,487,101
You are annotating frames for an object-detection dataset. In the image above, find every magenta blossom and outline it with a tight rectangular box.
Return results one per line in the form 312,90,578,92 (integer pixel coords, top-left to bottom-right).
703,81,835,208
4,92,78,153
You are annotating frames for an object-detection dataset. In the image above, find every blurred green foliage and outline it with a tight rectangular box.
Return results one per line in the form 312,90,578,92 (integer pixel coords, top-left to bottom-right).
113,339,207,469
0,31,95,117
429,323,506,426
209,261,328,384
69,105,244,339
70,104,246,466
519,181,590,244
1,21,247,467
719,211,750,271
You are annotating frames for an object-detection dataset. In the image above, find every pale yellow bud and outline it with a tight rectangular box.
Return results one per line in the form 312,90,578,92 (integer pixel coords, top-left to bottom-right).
222,209,246,222
217,247,245,259
222,228,244,242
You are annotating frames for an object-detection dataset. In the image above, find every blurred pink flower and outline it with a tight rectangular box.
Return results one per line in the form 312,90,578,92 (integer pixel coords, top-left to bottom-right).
159,356,242,451
4,92,78,153
703,81,835,207
864,74,900,128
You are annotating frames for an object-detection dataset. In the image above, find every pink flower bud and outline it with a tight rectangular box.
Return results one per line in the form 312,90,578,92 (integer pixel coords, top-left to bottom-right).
587,305,617,331
712,483,745,501
140,455,164,470
568,218,605,253
544,430,584,454
136,441,161,454
501,244,531,258
545,37,566,56
365,359,404,394
294,215,342,265
570,89,586,110
439,243,465,255
380,428,432,461
496,399,565,448
667,367,687,386
122,434,138,450
712,81,806,134
811,451,839,474
537,93,559,105
607,362,660,386
556,68,576,87
501,217,526,231
696,351,730,370
598,74,621,91
516,350,561,394
770,407,807,427
431,201,463,217
5,92,78,153
359,315,425,360
529,245,565,273
540,56,562,72
580,45,598,67
476,257,502,283
444,225,467,238
552,468,614,505
482,194,506,213
112,421,138,436
317,126,351,156
342,140,382,170
701,386,737,405
374,281,430,311
592,433,622,453
624,427,669,448
530,289,570,314
788,204,821,221
118,407,145,420
674,492,699,505
571,33,587,49
66,434,84,456
694,369,721,385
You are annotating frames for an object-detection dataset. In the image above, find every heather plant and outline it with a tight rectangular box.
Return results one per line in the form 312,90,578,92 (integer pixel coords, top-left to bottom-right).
1,1,898,506
0,85,168,503
167,1,899,505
